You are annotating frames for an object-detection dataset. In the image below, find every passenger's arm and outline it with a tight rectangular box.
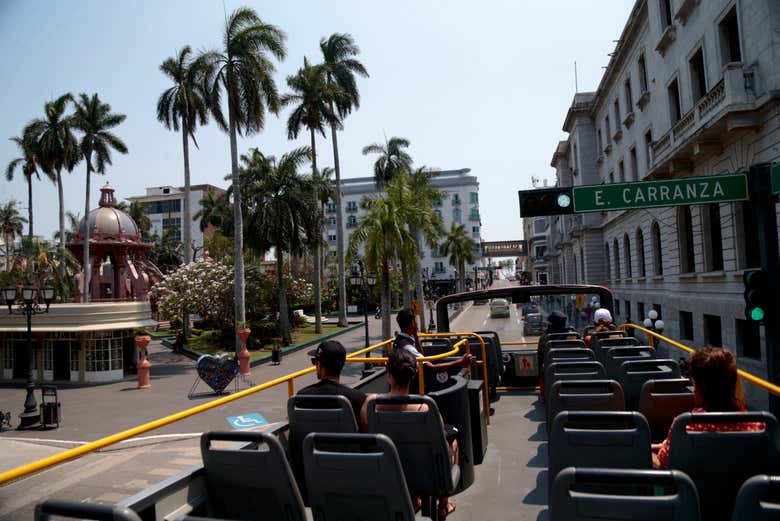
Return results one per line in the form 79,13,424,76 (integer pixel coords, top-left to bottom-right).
423,353,474,373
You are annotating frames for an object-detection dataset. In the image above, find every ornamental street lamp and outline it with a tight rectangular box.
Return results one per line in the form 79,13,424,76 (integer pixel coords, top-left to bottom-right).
642,308,665,349
350,260,377,349
422,268,436,332
4,282,55,430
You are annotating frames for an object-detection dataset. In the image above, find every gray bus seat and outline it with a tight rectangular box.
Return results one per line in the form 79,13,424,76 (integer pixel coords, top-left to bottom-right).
548,411,652,492
550,467,700,521
303,433,424,521
287,395,358,502
544,348,596,367
200,430,306,521
732,474,780,520
618,358,681,411
365,395,460,500
466,336,501,398
595,336,641,363
475,330,505,376
544,361,607,404
420,338,452,357
546,379,625,435
668,411,780,521
638,378,694,443
605,346,655,380
545,331,582,341
35,500,142,521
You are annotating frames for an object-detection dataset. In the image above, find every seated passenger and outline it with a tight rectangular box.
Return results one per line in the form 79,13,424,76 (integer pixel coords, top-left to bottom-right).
584,308,618,347
393,309,473,372
298,340,366,426
361,348,460,519
652,346,764,468
537,310,569,398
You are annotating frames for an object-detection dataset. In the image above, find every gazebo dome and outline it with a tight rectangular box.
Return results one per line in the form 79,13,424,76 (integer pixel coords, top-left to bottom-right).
77,183,140,240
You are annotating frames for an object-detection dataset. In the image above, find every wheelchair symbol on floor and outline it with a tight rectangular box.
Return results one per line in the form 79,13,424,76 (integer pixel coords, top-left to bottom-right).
226,413,268,430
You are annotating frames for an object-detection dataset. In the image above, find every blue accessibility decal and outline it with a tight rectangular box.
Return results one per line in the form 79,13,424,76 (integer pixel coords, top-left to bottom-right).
226,413,268,430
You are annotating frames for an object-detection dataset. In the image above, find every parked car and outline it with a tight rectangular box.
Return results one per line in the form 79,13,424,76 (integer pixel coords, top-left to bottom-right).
489,298,510,318
523,313,545,336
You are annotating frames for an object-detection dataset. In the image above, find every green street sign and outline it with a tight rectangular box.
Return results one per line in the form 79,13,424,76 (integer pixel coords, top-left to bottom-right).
478,267,495,271
771,164,780,195
572,173,748,213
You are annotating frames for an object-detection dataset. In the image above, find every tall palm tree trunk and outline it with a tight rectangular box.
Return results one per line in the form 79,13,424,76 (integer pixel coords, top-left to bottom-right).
228,100,246,355
27,176,33,239
381,258,392,340
459,260,466,293
4,235,11,272
57,169,66,279
82,161,92,302
311,128,322,334
330,122,348,327
414,228,426,331
277,247,292,345
401,261,411,309
181,116,192,339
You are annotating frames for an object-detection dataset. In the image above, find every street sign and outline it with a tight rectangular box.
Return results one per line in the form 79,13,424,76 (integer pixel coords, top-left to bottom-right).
771,164,780,195
572,173,748,213
226,412,268,430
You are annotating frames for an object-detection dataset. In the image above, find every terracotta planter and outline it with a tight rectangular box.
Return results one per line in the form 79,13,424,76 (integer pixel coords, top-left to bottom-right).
238,328,251,376
135,335,151,389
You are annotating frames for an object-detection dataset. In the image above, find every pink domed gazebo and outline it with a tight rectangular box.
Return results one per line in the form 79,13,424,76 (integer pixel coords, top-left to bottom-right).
67,183,162,302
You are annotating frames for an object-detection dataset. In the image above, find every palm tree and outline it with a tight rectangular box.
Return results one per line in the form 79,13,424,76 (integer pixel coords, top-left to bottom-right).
441,222,476,293
52,211,80,243
71,93,128,303
0,200,26,271
362,136,412,189
127,202,151,238
319,33,369,328
199,7,286,350
6,126,50,238
157,46,211,265
242,147,316,345
282,57,341,333
27,94,79,256
194,190,232,236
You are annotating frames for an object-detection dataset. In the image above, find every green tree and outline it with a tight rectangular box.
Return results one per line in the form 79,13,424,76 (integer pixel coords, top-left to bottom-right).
27,94,79,255
71,93,128,302
194,190,232,236
362,136,412,189
6,126,50,238
199,7,286,351
5,237,80,302
441,222,476,293
0,200,26,271
52,211,80,243
319,33,369,327
148,229,183,273
242,147,316,345
282,57,341,333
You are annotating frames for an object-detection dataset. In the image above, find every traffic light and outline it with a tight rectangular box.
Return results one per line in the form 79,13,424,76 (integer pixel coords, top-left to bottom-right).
518,187,574,217
744,268,770,322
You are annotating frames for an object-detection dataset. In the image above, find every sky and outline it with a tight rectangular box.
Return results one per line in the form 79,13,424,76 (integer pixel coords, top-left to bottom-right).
0,0,635,243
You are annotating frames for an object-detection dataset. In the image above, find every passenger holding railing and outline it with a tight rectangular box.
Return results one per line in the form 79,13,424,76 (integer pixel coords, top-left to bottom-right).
393,309,474,372
360,348,460,519
652,346,765,468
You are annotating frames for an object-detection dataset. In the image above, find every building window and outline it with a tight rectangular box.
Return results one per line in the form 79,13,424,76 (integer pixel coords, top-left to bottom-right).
644,129,653,171
84,332,123,372
629,147,638,182
434,261,445,273
618,160,626,183
470,208,480,220
1,340,12,370
347,215,357,228
605,116,612,142
652,221,663,276
719,6,742,64
572,143,579,173
636,227,646,278
346,201,358,213
472,226,480,237
703,203,724,271
452,194,461,205
613,238,621,280
736,201,760,269
689,47,707,102
453,208,461,223
625,300,632,322
660,0,673,28
624,78,633,110
142,199,181,214
677,206,695,273
597,129,604,152
638,302,645,321
624,233,633,278
326,202,336,213
70,343,79,371
679,311,694,340
470,192,478,204
605,243,612,282
668,78,682,125
614,99,621,131
616,299,621,316
638,54,648,92
162,217,181,240
580,246,585,282
535,245,547,259
533,219,546,235
736,318,761,360
328,234,337,242
703,314,722,347
327,217,336,226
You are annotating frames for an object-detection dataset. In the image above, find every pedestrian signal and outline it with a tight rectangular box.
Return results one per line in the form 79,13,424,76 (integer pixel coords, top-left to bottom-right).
518,187,574,217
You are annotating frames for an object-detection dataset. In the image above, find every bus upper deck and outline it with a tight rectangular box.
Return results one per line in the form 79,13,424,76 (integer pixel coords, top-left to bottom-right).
16,284,780,521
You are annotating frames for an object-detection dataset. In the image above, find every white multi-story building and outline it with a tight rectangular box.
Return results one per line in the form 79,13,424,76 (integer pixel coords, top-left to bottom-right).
324,169,483,292
127,184,225,253
546,0,780,407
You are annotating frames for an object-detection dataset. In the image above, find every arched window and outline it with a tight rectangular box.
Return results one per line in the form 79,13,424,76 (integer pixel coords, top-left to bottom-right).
652,221,663,276
702,203,724,271
677,206,695,273
623,233,633,278
613,238,621,280
434,209,442,220
605,243,611,282
636,227,646,278
580,246,585,282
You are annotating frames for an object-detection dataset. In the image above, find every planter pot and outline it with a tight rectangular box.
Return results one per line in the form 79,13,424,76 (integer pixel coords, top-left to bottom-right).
237,328,252,376
135,335,152,389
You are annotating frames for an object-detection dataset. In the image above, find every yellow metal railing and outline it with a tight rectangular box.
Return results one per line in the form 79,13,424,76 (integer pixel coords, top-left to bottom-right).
619,323,780,398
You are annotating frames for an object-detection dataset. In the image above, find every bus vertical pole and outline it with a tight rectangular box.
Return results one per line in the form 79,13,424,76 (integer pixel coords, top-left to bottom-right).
749,163,780,414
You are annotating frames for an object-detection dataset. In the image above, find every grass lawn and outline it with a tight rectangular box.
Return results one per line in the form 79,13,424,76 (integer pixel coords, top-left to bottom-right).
187,323,350,362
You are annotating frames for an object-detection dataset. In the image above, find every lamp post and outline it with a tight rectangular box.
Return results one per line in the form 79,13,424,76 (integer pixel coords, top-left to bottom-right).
642,308,665,350
350,260,377,349
3,282,54,430
422,268,436,332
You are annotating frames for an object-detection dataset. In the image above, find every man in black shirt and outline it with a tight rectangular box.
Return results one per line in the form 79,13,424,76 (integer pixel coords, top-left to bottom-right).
298,340,366,424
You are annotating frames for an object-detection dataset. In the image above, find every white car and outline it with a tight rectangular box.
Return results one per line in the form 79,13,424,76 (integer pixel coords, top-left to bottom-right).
489,298,510,318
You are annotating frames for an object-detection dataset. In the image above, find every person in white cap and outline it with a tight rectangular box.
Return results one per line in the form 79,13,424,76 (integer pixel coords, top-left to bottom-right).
585,307,618,347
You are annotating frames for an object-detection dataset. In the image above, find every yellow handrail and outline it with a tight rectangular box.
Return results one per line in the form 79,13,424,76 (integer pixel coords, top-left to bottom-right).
618,323,780,398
